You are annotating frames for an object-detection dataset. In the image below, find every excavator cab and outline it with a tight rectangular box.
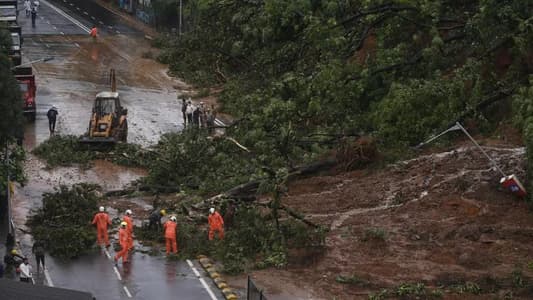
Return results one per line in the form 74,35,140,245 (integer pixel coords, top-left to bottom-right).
80,69,128,144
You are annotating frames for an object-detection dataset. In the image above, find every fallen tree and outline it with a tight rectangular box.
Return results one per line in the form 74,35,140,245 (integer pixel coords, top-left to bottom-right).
27,184,100,258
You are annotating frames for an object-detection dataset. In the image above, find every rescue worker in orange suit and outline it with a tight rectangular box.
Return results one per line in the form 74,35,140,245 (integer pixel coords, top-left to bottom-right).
92,206,111,248
114,222,129,265
123,209,134,251
90,25,97,41
163,216,178,255
208,207,224,240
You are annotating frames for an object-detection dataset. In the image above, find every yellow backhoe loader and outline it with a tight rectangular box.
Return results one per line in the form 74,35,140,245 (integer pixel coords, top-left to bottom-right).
80,69,128,144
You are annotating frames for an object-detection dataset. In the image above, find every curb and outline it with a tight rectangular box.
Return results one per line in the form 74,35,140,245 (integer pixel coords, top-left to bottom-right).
197,255,238,300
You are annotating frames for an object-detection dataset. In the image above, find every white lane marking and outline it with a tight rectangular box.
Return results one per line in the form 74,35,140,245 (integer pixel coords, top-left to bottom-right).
91,16,95,20
83,11,88,15
60,31,65,35
40,0,90,33
74,42,80,47
69,2,73,5
53,26,57,29
103,248,111,259
123,286,132,298
44,266,55,287
98,20,104,25
45,44,50,48
113,266,122,281
116,30,120,34
186,259,218,300
76,7,80,10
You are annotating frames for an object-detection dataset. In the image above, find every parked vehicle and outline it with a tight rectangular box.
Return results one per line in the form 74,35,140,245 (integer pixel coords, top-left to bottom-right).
13,66,36,121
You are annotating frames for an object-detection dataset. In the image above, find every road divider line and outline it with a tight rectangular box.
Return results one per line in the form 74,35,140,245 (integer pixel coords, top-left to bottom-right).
44,266,54,287
40,0,90,33
186,259,218,300
103,248,112,259
113,266,122,281
123,286,132,298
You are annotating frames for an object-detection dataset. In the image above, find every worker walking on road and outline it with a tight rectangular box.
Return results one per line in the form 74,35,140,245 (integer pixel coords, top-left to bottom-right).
92,206,112,248
90,25,98,42
30,5,37,28
24,0,31,17
46,105,58,134
208,207,224,240
114,222,129,265
163,216,178,255
123,209,134,251
31,240,45,273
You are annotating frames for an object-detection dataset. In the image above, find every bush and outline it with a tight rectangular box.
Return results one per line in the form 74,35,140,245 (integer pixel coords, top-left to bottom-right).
362,227,387,242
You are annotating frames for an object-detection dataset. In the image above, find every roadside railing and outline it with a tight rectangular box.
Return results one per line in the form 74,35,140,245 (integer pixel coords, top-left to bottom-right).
247,276,267,300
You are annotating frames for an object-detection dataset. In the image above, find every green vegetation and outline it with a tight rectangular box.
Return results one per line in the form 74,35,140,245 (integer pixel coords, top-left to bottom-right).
336,274,369,286
362,227,387,242
157,0,533,157
27,184,100,258
0,25,25,193
32,135,154,168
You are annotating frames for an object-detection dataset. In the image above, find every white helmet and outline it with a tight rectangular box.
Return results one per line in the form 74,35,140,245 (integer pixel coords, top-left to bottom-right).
125,209,132,215
170,216,177,222
209,208,215,214
99,206,105,212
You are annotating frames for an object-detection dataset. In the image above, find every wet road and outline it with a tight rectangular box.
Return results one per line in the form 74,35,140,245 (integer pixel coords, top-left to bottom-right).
10,0,221,299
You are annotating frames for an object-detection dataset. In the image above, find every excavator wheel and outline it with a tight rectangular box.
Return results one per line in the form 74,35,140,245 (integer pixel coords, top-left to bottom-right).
113,120,127,143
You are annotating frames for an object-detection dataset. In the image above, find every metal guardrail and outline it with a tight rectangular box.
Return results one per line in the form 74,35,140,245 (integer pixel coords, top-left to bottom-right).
247,276,267,300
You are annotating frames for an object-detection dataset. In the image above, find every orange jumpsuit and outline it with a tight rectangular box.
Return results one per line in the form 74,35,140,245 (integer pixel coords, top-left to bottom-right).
90,27,97,39
208,211,224,240
123,215,134,250
114,227,129,263
92,212,111,246
163,221,178,255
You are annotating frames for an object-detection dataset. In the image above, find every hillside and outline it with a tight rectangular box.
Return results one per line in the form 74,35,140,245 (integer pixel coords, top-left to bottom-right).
234,136,533,299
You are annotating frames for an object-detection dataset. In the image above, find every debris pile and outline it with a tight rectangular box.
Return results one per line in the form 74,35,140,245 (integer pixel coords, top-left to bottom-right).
32,135,153,168
27,183,101,258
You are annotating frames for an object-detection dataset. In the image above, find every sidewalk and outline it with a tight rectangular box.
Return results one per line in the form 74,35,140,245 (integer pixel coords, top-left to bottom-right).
92,0,158,38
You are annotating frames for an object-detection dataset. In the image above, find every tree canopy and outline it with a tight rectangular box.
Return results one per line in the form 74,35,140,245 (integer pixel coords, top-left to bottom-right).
156,0,533,195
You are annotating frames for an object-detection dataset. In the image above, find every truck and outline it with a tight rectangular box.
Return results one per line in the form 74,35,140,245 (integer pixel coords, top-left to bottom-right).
0,1,17,23
13,67,36,121
7,25,21,65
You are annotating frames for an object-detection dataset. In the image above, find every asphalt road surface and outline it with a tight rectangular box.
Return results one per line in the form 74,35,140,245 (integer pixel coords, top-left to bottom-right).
11,0,223,299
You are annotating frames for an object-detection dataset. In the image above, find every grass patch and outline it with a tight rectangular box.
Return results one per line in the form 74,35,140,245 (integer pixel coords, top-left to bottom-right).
362,227,387,242
336,274,369,286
